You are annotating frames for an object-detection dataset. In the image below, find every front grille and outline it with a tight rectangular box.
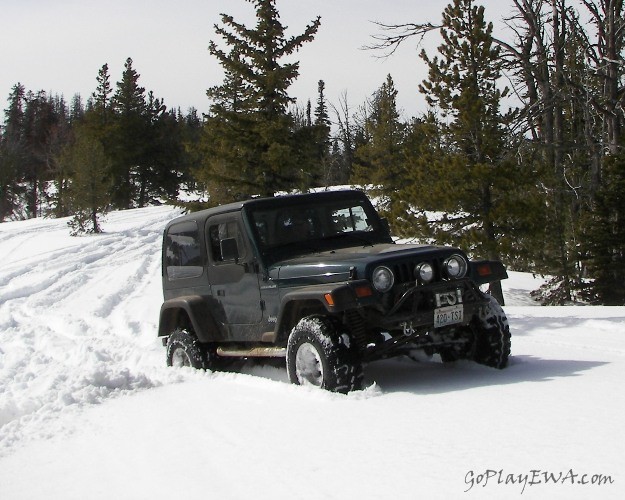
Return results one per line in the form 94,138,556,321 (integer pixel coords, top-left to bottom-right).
393,261,415,284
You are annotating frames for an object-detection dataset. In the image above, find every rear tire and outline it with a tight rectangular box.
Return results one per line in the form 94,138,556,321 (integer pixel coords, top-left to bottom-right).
166,329,210,370
286,316,363,393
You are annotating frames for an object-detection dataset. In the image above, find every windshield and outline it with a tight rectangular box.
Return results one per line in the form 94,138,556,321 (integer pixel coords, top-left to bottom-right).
246,194,391,264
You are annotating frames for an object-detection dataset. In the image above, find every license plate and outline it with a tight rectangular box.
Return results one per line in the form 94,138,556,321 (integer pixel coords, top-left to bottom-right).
434,304,464,328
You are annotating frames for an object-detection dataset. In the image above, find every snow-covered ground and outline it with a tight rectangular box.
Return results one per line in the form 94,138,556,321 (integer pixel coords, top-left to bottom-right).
0,207,623,499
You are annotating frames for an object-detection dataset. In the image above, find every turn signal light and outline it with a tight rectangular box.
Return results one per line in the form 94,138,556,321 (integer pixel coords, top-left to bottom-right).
477,264,492,276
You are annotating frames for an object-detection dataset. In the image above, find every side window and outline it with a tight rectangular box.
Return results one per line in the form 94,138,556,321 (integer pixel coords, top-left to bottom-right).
165,221,203,279
208,220,246,263
331,205,372,233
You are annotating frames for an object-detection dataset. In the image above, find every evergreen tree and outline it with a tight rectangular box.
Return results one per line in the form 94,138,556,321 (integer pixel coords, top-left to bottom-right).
46,93,73,217
22,90,59,218
582,152,625,304
289,99,320,192
139,95,183,206
110,57,148,208
351,74,405,212
198,48,261,203
199,0,321,201
0,83,27,220
399,0,525,302
313,80,333,185
91,63,113,121
177,107,204,194
62,124,111,235
69,93,85,123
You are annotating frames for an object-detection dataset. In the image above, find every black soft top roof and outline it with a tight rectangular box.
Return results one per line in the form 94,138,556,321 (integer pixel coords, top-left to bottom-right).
165,189,370,229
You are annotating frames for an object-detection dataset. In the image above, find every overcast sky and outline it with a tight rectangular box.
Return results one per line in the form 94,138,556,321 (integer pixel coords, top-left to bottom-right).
1,0,513,121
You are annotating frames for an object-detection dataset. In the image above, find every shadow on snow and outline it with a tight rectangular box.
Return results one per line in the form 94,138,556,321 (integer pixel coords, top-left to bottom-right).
362,354,607,394
231,353,607,396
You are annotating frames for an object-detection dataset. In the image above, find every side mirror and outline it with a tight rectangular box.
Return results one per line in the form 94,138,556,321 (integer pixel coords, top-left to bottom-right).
220,237,239,262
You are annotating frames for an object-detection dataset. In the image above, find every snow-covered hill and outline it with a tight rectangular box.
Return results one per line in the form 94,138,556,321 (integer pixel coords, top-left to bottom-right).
0,207,623,499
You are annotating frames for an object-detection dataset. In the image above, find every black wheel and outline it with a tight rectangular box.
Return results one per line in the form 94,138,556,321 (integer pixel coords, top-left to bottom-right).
166,329,210,370
286,316,363,394
472,293,511,369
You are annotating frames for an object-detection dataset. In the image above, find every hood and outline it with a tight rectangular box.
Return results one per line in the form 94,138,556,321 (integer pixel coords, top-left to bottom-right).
267,242,459,285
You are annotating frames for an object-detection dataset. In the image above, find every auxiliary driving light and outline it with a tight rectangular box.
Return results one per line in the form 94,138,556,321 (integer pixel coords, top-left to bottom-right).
415,262,434,284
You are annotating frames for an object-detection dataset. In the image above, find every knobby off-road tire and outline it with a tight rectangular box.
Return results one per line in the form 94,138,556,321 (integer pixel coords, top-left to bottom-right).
472,293,511,369
166,329,211,370
286,316,363,394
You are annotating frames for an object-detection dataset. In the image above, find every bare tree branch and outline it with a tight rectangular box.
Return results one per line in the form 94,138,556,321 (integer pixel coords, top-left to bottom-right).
362,21,441,58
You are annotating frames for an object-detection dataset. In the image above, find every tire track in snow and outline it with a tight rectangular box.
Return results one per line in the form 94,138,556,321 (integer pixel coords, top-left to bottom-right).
0,206,192,457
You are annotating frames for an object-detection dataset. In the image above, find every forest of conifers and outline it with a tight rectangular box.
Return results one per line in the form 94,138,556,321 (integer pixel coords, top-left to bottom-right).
1,0,624,305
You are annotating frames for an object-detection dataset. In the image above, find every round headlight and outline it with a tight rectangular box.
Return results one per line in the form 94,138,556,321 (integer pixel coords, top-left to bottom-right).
444,254,468,279
372,266,394,292
415,262,434,283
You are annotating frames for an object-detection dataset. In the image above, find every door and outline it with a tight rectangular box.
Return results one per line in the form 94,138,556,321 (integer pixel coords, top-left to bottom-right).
205,213,264,340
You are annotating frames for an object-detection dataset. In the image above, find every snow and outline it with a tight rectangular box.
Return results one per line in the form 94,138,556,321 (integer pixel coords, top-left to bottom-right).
0,207,623,499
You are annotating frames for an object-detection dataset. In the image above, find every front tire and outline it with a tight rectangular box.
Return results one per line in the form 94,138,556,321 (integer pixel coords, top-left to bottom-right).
472,294,511,369
286,316,363,394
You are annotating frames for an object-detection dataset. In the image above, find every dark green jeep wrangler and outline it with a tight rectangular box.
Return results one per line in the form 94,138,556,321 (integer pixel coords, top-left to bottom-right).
159,189,510,393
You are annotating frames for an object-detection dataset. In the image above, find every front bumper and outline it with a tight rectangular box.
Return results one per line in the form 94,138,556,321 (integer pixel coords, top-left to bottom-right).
376,279,487,331
354,279,488,361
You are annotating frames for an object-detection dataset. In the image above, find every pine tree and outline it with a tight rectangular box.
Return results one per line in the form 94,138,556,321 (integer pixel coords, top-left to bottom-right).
313,80,333,185
0,83,27,220
289,99,319,192
351,74,405,212
46,93,73,217
198,47,260,203
401,0,521,302
62,125,111,235
91,64,113,118
110,57,148,208
199,0,321,201
69,93,85,123
139,94,182,206
22,90,58,218
582,152,625,304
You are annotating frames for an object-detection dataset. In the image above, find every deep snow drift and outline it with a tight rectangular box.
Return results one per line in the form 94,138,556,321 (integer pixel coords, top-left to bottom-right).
0,206,623,499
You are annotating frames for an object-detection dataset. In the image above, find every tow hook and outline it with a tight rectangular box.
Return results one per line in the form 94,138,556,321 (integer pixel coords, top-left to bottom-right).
402,322,415,336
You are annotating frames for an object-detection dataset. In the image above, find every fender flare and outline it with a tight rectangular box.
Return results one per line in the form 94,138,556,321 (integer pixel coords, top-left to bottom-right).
275,281,375,340
158,295,223,342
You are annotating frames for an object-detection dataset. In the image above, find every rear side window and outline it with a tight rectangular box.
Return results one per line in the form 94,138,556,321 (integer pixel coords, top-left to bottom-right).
165,221,203,279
